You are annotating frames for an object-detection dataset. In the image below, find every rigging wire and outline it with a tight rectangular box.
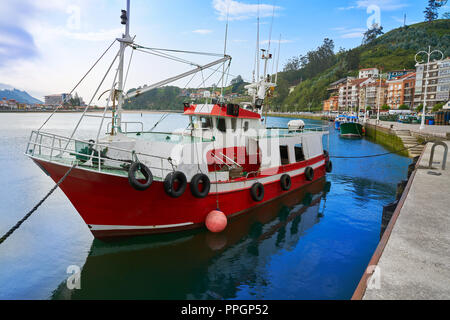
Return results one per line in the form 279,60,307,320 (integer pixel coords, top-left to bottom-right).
65,47,122,150
134,48,200,67
133,44,224,57
0,164,77,245
38,39,117,131
123,44,135,91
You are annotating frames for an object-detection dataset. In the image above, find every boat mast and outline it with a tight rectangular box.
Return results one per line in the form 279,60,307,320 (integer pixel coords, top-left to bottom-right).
116,0,132,134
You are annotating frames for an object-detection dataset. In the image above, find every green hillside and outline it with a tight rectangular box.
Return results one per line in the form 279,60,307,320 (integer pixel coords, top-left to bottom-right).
124,76,249,111
273,19,450,112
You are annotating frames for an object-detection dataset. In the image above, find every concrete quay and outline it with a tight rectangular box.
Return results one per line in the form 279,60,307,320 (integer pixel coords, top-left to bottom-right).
353,141,450,300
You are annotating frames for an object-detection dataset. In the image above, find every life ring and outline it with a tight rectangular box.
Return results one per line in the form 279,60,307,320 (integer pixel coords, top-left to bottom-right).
128,162,153,191
250,182,264,202
326,160,333,173
190,173,211,198
305,166,314,181
280,174,291,191
164,171,187,198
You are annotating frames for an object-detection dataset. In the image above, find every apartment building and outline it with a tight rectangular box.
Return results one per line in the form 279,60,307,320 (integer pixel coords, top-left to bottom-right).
358,68,379,79
349,78,373,110
360,80,388,109
337,77,356,110
323,95,339,112
414,57,450,108
44,93,72,106
387,73,416,109
387,70,414,81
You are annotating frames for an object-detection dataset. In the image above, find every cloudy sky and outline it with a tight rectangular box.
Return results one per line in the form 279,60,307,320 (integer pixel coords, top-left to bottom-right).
0,0,443,103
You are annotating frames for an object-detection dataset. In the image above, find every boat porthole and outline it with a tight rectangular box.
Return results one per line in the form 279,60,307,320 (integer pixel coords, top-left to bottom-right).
280,174,291,191
190,173,211,198
164,171,187,198
305,166,314,181
128,162,153,191
250,182,264,202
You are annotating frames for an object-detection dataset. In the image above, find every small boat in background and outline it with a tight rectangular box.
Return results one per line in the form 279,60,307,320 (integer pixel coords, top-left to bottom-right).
339,115,364,139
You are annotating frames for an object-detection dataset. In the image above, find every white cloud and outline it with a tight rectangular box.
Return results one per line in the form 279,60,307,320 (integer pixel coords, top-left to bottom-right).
340,0,408,11
212,0,281,21
356,0,408,11
333,27,366,39
193,29,213,35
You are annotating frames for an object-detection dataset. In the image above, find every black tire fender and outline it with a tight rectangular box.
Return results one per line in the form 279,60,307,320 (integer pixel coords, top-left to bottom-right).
190,173,211,198
250,182,264,202
164,171,187,198
326,160,333,173
305,166,314,181
128,162,153,191
280,174,291,191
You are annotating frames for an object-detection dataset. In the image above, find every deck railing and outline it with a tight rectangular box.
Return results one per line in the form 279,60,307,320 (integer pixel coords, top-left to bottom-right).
25,130,176,179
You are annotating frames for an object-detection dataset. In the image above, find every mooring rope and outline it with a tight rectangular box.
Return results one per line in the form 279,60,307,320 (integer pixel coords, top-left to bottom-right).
0,164,77,245
330,142,426,159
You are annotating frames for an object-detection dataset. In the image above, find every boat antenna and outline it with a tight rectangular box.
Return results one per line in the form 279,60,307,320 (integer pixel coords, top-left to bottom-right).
116,0,132,134
275,34,281,84
256,0,260,83
267,0,276,54
220,5,230,101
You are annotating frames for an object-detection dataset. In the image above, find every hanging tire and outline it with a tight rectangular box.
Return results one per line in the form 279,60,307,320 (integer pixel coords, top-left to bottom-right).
280,174,291,191
305,166,314,181
164,171,187,198
326,160,333,173
128,162,153,191
250,182,264,202
190,173,211,198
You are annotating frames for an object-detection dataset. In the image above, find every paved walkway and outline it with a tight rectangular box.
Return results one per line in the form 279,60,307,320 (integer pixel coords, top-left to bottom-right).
362,141,450,299
365,119,450,138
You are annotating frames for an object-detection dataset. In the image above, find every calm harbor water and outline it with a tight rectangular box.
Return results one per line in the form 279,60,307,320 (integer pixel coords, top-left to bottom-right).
0,112,411,300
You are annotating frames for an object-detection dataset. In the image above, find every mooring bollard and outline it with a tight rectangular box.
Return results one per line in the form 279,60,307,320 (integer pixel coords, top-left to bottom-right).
428,141,448,170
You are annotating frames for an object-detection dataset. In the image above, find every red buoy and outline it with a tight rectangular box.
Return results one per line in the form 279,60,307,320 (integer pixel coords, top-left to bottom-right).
205,210,227,233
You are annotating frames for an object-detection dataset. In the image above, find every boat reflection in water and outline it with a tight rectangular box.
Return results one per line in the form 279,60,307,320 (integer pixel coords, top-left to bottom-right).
52,178,331,300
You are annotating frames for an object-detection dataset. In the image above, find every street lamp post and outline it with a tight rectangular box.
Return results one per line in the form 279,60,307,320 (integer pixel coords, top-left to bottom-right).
415,46,444,130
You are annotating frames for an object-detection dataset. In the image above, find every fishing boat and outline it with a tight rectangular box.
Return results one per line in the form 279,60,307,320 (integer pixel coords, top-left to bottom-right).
334,114,346,130
25,0,332,238
339,115,365,138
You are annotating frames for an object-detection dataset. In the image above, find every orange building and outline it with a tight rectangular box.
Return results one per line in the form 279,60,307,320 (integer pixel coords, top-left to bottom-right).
323,95,339,112
387,73,416,109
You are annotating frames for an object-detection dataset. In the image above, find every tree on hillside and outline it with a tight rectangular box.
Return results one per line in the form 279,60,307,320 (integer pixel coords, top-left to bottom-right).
424,0,439,22
362,23,384,44
230,75,243,85
283,56,302,72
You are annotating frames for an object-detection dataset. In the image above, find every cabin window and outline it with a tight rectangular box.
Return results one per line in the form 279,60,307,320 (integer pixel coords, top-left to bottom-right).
231,118,237,131
279,145,289,165
200,117,212,129
217,118,226,132
294,144,305,162
243,121,249,132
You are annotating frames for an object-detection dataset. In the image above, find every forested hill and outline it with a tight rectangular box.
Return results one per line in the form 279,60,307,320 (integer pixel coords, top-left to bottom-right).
271,19,450,111
123,76,249,111
124,19,450,111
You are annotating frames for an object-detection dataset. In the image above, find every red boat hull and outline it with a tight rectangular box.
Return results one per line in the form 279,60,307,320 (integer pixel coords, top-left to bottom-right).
34,155,327,238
